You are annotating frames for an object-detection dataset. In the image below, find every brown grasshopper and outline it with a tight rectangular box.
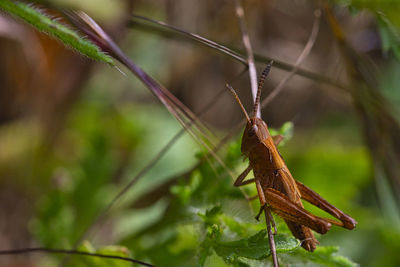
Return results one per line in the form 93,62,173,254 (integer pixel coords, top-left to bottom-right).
227,64,357,252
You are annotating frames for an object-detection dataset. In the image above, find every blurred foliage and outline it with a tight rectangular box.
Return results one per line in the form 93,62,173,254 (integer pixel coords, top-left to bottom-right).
334,0,400,61
377,13,400,60
2,0,400,266
68,241,133,267
334,0,400,26
27,102,359,266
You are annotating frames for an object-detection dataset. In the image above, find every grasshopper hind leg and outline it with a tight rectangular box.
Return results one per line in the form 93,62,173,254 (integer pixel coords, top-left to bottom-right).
295,180,357,230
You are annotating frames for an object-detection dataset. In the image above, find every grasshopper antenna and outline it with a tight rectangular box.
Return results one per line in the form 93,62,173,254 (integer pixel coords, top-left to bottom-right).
226,84,251,124
253,61,273,118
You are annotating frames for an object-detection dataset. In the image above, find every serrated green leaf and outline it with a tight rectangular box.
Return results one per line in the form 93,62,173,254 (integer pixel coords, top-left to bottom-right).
213,230,299,262
281,245,358,267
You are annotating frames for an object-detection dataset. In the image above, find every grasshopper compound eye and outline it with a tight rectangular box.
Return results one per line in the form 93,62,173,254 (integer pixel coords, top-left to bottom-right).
248,124,258,136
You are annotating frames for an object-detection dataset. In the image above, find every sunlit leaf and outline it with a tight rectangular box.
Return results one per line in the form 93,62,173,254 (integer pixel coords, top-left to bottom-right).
214,231,299,261
282,246,357,267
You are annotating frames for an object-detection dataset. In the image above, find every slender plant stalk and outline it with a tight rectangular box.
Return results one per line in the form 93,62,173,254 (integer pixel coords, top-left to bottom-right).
265,209,279,267
0,247,153,266
233,1,278,265
234,0,260,117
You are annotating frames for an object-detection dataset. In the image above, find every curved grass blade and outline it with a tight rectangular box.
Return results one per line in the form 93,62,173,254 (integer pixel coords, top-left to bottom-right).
130,14,349,92
66,11,218,147
0,0,113,64
63,9,239,236
130,15,246,64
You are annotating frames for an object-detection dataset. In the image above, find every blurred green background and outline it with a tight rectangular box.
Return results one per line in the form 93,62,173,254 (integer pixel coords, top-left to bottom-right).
1,0,400,266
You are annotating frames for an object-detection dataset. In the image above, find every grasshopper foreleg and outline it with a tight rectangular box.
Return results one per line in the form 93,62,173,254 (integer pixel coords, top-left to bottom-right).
233,165,254,187
272,135,284,146
255,203,267,221
246,195,258,201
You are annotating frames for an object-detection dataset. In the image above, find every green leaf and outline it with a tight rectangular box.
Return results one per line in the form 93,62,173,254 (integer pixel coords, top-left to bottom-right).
213,230,299,262
377,12,400,60
0,0,114,64
282,246,358,267
269,122,294,147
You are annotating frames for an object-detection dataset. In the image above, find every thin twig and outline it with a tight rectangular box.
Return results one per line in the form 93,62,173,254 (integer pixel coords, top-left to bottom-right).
129,15,350,93
234,0,260,117
0,247,154,267
265,208,279,267
261,9,322,108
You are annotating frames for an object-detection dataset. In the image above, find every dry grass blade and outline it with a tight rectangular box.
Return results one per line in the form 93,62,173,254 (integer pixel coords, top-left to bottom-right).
234,0,259,116
129,14,349,92
131,15,246,64
64,11,239,178
261,8,322,108
65,11,216,144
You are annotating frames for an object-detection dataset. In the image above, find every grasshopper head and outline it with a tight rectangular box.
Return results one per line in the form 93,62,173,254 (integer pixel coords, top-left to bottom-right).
241,117,270,156
226,62,273,157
